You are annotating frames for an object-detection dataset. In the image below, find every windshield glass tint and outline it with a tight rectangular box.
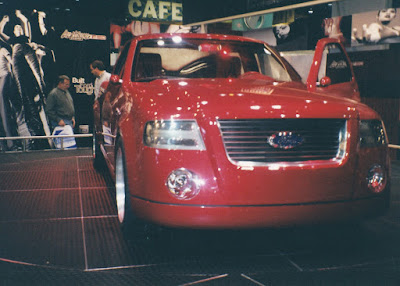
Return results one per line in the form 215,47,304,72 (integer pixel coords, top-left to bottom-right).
132,38,293,82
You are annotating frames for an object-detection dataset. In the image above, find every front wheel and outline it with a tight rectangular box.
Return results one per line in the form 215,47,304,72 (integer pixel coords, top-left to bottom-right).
115,139,133,228
93,129,105,170
115,139,161,243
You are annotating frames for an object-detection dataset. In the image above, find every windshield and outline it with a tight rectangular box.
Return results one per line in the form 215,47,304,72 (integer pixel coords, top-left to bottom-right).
132,37,295,82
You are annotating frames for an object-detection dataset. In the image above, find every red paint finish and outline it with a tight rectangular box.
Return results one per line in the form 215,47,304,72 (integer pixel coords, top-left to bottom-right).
94,33,390,229
306,38,360,101
131,196,388,229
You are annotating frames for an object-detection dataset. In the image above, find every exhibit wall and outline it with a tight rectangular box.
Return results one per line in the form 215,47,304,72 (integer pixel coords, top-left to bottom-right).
0,8,109,150
1,2,399,156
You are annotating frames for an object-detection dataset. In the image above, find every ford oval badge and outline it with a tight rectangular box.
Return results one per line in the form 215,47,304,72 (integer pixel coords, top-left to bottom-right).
268,132,304,149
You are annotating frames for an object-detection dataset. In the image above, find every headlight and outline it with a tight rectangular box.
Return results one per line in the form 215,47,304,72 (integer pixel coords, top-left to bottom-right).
336,121,347,158
166,168,202,200
359,120,387,148
144,120,205,150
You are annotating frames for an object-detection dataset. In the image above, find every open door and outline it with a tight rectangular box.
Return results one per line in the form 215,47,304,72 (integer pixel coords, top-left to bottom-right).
306,38,360,101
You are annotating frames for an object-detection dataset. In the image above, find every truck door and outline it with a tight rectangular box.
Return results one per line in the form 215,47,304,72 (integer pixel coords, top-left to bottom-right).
307,38,360,101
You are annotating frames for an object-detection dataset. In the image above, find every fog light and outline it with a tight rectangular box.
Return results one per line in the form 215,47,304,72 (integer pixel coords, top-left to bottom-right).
367,164,386,193
166,168,201,200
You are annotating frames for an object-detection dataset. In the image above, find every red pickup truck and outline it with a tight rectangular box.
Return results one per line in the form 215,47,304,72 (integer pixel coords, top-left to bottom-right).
93,33,390,237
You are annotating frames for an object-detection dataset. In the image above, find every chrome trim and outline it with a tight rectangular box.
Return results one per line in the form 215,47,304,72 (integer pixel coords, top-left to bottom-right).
115,147,126,224
217,118,348,167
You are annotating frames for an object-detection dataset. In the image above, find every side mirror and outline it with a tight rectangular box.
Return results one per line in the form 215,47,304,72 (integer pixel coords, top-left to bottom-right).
319,76,331,87
110,74,122,84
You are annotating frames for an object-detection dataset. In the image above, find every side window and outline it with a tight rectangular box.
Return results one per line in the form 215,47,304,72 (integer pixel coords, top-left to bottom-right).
257,53,291,82
113,42,130,77
317,43,352,85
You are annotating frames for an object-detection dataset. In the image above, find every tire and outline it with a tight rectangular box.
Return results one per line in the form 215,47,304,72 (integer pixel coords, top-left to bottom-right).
92,129,106,170
115,139,133,228
115,139,161,244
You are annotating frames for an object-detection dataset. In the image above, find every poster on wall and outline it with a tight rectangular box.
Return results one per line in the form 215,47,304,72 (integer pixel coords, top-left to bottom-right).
319,16,352,47
0,8,109,151
0,10,56,150
271,19,309,51
352,8,400,45
278,12,352,51
241,16,309,51
238,8,345,52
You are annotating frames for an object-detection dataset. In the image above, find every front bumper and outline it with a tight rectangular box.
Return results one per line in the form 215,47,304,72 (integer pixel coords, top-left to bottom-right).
130,191,390,229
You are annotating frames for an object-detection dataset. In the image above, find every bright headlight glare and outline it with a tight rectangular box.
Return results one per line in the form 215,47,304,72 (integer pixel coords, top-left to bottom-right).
336,121,347,158
144,120,205,150
367,164,386,193
359,120,387,148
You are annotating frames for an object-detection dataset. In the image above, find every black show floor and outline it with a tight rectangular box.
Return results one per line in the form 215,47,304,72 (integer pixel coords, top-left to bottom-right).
1,149,400,285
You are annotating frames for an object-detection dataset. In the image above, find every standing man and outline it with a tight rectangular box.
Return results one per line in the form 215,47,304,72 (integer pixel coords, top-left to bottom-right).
90,60,111,100
46,75,75,129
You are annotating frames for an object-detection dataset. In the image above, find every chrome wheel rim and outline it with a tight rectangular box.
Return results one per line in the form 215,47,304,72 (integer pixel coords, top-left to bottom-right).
115,148,125,224
92,133,96,159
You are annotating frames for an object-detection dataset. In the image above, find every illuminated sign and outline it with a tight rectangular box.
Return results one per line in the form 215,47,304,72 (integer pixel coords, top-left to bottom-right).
128,0,183,23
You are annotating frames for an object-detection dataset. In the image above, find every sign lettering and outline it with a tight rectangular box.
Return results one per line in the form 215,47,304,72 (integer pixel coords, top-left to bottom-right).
61,30,106,41
72,77,94,95
143,1,157,19
159,1,171,19
128,0,182,23
129,0,142,17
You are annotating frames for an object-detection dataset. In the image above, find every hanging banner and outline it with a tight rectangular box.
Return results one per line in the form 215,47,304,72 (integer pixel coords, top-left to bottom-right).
232,14,273,31
232,10,295,31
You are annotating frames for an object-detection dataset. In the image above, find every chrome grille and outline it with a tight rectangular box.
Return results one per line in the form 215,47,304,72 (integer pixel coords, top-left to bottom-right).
218,119,346,164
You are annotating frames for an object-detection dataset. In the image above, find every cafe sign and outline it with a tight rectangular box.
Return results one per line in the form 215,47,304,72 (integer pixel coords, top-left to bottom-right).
128,0,183,23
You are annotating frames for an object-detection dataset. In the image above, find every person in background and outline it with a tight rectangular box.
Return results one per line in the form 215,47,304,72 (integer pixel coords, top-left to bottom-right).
273,24,291,44
365,8,400,43
272,21,307,51
90,60,111,100
353,8,400,43
322,16,346,44
45,75,75,129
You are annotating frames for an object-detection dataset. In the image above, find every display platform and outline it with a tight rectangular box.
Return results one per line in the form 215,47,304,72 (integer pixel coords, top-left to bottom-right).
1,149,400,285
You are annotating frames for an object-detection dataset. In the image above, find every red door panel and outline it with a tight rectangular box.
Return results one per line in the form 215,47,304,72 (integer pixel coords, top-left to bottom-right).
307,38,360,101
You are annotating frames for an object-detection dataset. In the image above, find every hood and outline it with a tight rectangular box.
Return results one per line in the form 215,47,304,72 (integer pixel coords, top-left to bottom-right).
133,78,373,121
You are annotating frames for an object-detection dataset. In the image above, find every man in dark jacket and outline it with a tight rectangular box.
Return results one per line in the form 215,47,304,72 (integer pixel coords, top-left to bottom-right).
46,75,75,129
